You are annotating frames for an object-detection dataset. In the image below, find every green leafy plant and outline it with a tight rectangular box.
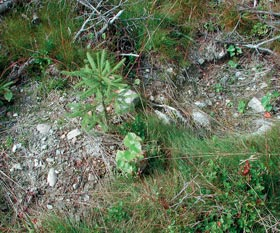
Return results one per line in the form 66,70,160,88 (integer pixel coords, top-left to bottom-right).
214,83,224,93
106,201,129,223
63,50,135,131
116,132,144,175
227,44,242,57
238,100,246,114
228,59,239,68
0,81,13,106
251,22,269,38
261,91,280,112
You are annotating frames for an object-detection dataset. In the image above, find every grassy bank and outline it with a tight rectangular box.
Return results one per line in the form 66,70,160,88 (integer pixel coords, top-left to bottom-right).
39,117,280,232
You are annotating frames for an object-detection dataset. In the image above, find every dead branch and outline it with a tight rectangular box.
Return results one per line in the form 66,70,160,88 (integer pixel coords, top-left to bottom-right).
7,58,35,82
242,35,280,54
74,0,126,43
238,7,280,17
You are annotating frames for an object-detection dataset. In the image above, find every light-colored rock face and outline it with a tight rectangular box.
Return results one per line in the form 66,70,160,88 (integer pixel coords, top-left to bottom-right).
248,97,265,113
192,110,210,128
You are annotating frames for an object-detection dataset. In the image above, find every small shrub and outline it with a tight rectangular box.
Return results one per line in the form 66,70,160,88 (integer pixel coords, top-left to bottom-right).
63,50,136,131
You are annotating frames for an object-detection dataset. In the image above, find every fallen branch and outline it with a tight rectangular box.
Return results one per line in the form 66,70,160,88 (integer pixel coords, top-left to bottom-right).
95,10,124,40
74,0,126,43
6,58,35,82
238,7,280,17
242,35,280,54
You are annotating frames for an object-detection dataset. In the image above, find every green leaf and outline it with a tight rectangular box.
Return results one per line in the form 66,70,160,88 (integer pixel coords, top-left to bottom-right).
238,101,246,114
4,91,13,102
111,59,125,73
261,95,270,107
123,133,142,153
87,52,97,71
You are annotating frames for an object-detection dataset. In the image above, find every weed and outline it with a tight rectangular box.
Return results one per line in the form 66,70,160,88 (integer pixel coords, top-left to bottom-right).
238,100,247,114
228,59,239,69
261,91,280,112
227,44,242,58
214,83,224,93
0,81,13,106
251,22,269,38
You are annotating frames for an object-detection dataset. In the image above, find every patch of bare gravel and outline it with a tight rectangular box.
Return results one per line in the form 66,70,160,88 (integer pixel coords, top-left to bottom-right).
0,83,121,222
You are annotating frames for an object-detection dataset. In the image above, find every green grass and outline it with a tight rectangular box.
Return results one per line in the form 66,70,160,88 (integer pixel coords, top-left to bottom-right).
1,1,280,231
38,117,280,232
0,0,86,70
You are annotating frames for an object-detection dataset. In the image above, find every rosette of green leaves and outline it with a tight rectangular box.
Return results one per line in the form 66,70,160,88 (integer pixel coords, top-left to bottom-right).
116,132,144,175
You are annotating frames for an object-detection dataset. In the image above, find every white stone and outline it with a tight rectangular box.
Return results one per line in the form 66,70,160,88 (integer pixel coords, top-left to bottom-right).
192,110,210,127
154,110,170,124
46,158,55,164
12,143,22,153
47,168,57,187
117,89,139,112
67,129,81,140
36,124,51,134
194,101,207,108
41,145,48,150
47,204,53,210
88,173,98,181
34,159,43,168
83,194,90,202
73,183,79,190
10,163,22,172
248,97,265,113
122,89,138,105
259,82,268,90
166,67,174,73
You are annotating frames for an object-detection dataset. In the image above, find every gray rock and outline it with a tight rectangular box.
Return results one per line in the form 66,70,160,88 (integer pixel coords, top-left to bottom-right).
67,129,81,140
248,97,265,113
36,124,51,134
252,119,273,135
192,110,210,127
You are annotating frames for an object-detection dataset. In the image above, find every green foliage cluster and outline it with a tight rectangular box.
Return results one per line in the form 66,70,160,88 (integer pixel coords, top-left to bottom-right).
120,0,212,64
0,81,13,106
261,91,280,112
41,121,280,232
63,50,137,131
116,132,144,175
0,0,86,68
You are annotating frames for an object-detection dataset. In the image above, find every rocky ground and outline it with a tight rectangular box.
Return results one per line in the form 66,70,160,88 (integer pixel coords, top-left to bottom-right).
1,32,280,224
